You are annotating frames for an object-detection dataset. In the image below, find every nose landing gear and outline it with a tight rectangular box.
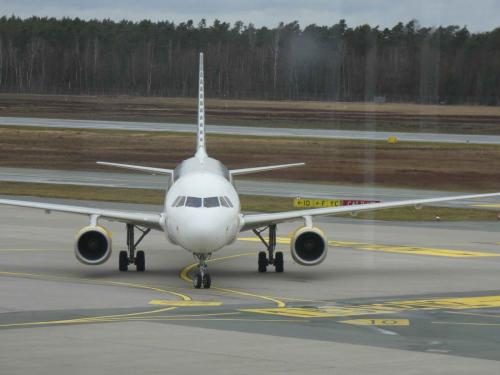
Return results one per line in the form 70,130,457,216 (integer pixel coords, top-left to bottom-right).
254,224,284,273
193,253,212,289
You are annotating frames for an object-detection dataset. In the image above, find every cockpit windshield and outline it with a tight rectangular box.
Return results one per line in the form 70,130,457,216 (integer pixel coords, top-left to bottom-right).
172,196,233,208
203,197,220,208
185,196,202,208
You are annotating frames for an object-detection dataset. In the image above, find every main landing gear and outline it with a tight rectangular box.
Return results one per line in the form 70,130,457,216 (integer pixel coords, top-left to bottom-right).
119,223,151,272
253,224,284,273
193,253,212,289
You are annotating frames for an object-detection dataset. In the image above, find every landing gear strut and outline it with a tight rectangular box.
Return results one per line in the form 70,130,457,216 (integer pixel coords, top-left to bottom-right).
253,224,284,273
119,223,151,272
193,253,212,289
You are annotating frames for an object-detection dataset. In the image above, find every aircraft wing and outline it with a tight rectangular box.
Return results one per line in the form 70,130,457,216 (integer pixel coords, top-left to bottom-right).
240,192,500,231
97,161,173,175
0,198,164,230
230,163,305,176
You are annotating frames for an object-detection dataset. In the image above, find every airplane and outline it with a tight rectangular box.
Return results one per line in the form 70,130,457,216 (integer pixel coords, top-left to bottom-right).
1,52,500,289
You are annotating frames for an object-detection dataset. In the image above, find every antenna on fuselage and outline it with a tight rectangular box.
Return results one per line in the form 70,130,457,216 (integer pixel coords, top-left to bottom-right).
195,52,207,160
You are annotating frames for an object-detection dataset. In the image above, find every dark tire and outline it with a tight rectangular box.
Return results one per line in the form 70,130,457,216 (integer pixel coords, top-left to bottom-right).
119,251,128,271
193,272,202,289
258,251,268,273
275,251,284,273
136,250,145,272
203,273,211,289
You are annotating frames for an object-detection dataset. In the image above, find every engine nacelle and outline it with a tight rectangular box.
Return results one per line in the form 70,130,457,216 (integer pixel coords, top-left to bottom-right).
290,226,328,266
74,226,112,265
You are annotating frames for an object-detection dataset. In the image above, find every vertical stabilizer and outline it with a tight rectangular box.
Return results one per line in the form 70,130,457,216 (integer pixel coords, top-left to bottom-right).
196,52,207,158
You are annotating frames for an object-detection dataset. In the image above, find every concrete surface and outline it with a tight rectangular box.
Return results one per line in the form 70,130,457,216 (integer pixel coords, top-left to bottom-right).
1,203,500,374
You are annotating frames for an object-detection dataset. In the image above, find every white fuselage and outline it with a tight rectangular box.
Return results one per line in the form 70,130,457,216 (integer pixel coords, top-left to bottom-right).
163,154,241,254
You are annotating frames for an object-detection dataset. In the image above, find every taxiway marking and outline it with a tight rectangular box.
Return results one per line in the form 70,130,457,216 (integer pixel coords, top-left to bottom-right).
0,270,192,300
179,253,286,308
0,270,194,329
242,295,500,319
239,308,336,318
0,306,177,329
237,237,500,258
149,300,223,307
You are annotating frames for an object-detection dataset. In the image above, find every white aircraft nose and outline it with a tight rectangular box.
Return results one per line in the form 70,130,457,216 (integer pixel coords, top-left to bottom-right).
177,212,233,252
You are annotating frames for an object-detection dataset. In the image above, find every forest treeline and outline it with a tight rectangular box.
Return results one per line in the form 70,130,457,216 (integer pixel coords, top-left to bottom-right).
0,16,499,104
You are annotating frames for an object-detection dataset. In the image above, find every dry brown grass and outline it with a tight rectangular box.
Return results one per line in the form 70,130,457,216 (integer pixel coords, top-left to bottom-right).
1,93,499,134
2,93,499,115
1,127,500,191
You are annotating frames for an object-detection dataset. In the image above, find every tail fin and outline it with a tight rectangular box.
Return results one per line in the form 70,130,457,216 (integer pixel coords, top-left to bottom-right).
195,52,207,158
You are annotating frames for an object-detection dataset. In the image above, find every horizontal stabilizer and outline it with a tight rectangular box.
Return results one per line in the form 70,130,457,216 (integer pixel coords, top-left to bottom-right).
230,162,305,176
97,161,173,175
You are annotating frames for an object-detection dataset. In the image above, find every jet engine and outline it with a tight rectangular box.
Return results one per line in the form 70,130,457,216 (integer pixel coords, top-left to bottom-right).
74,226,112,265
290,226,328,266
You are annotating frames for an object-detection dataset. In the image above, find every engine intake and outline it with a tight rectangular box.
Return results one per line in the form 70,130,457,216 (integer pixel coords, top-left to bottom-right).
290,226,328,266
74,226,112,265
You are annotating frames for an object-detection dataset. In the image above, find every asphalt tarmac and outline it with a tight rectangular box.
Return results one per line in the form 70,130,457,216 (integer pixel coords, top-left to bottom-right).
1,202,500,374
2,166,500,210
1,116,500,144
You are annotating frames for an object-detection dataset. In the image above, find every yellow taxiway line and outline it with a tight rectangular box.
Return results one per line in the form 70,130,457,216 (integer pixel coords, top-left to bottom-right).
238,237,500,258
242,295,500,319
149,300,222,307
0,270,194,329
179,253,286,308
0,270,192,301
0,306,178,329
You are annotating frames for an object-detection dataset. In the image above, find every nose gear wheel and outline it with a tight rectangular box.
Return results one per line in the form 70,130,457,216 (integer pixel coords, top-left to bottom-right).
193,253,212,289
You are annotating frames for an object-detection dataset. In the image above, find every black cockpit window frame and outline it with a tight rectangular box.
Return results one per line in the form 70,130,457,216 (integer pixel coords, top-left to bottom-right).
224,196,234,207
172,196,181,207
172,196,186,207
176,196,186,207
219,196,230,208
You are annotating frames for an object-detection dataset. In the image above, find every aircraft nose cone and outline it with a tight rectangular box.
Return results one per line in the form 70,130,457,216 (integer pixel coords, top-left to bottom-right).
179,215,228,252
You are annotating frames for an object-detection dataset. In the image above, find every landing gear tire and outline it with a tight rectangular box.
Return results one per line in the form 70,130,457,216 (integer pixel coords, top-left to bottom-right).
193,271,203,289
119,251,128,271
202,273,211,289
135,250,145,272
258,251,268,273
121,223,150,273
274,251,284,273
193,253,211,289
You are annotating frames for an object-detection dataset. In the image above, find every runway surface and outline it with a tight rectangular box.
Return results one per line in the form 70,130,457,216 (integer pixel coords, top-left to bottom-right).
2,116,500,144
1,201,500,374
2,167,500,210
